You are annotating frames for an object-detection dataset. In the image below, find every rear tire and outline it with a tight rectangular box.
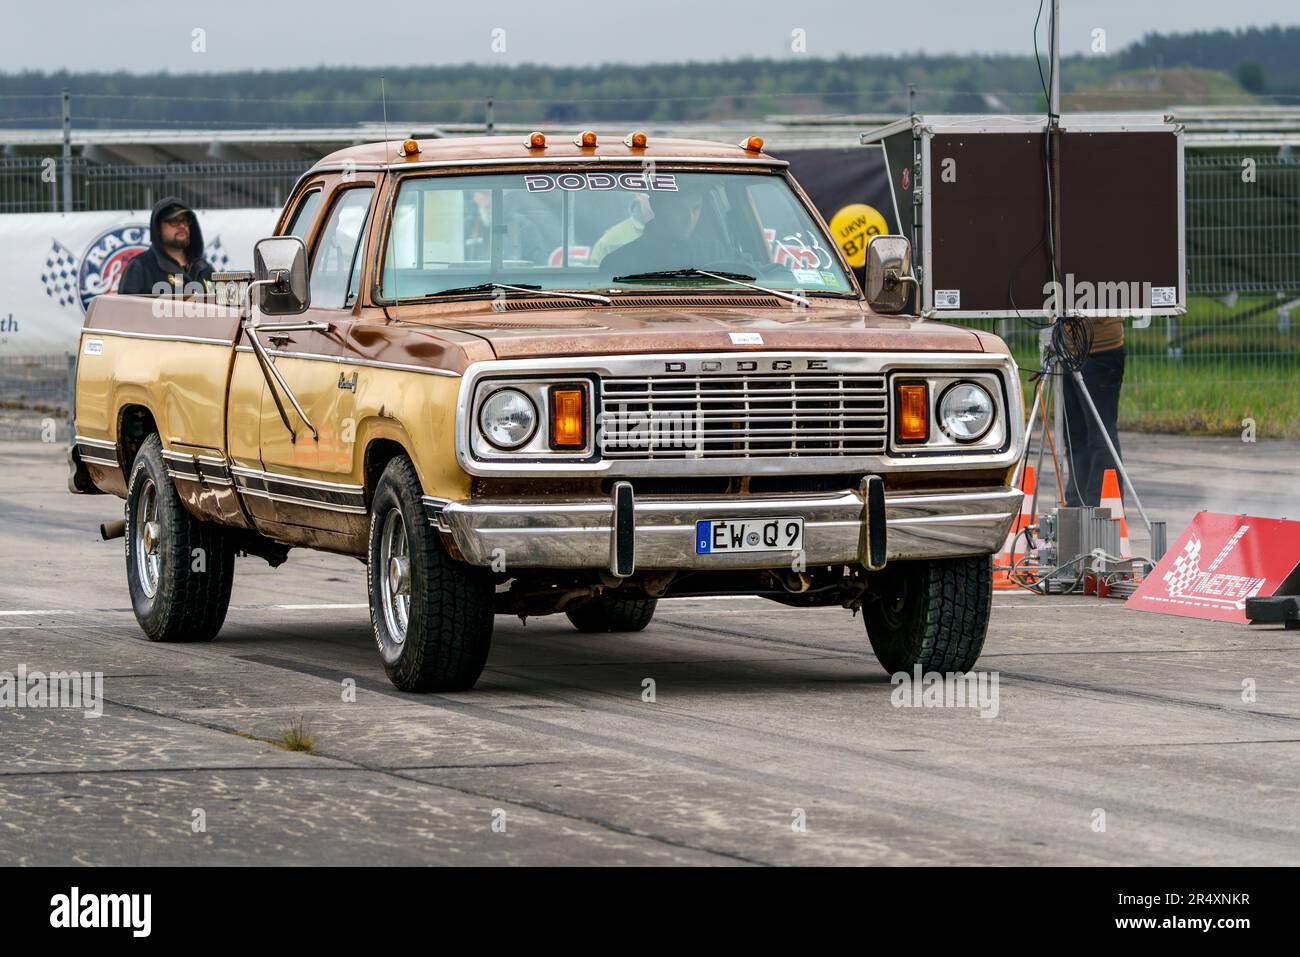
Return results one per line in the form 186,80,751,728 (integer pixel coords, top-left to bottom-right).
367,456,494,692
566,594,658,633
125,434,235,642
862,556,991,674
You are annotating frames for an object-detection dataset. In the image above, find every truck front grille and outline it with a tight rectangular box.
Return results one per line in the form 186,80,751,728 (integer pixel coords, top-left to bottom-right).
598,373,889,460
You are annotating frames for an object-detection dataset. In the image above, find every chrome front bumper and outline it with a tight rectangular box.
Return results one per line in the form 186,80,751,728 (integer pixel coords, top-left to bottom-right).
431,484,1023,574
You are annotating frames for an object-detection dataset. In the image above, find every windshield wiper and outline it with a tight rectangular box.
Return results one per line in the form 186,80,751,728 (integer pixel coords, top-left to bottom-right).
612,268,755,283
610,268,808,307
424,281,611,305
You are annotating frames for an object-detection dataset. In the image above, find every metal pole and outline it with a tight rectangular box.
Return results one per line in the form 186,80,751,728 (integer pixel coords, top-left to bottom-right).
1051,363,1066,484
60,88,72,213
1040,328,1067,500
1070,369,1153,533
908,84,916,116
485,97,494,136
1049,0,1061,118
1047,0,1065,490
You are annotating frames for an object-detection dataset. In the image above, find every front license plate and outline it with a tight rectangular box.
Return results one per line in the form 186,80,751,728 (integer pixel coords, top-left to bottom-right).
696,517,804,554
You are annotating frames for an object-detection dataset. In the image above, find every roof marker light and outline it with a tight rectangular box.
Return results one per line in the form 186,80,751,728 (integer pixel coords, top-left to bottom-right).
624,130,648,149
525,131,547,149
401,139,421,156
574,130,598,148
739,135,765,152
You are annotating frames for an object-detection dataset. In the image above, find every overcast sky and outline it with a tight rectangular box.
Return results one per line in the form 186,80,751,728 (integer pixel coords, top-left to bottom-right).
2,0,1295,73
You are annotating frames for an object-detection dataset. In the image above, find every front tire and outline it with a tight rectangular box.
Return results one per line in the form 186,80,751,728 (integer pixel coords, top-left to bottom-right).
367,456,494,692
862,556,992,674
125,433,235,642
565,595,657,633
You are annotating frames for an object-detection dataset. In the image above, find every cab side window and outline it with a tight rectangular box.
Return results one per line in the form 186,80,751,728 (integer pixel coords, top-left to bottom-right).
310,187,375,309
285,188,323,241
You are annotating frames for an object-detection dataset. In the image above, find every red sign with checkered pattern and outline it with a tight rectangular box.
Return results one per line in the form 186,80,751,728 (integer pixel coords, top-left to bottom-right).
1126,513,1300,623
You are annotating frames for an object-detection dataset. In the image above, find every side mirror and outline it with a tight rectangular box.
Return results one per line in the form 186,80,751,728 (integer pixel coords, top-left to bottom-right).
253,236,310,316
865,235,916,315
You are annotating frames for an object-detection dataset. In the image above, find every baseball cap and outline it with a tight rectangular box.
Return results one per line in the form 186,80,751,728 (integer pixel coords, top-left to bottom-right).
159,202,192,222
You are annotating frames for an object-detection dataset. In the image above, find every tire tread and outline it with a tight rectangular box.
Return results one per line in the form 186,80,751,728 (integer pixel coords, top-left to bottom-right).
865,556,991,673
127,434,234,643
368,456,494,692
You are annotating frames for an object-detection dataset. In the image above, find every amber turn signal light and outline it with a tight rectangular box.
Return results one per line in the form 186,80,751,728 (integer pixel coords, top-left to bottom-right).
549,385,587,449
895,381,930,443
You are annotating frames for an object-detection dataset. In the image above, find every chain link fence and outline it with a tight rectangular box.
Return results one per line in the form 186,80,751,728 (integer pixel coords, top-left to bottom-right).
0,157,311,213
1186,154,1300,296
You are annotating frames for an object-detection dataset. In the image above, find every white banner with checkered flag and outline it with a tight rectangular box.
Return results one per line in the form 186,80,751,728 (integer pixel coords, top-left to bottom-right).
1,208,276,355
41,239,81,310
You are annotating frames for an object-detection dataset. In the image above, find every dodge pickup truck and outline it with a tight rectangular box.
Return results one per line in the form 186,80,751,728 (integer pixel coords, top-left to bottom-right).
70,131,1025,692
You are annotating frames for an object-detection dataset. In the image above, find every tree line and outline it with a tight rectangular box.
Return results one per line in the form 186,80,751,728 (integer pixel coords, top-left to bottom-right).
0,26,1293,130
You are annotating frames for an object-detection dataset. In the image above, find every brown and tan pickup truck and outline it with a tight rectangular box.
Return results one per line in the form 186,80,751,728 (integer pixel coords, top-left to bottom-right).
70,132,1025,692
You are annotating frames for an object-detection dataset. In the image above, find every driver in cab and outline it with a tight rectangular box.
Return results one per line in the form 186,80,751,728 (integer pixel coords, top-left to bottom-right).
599,183,728,277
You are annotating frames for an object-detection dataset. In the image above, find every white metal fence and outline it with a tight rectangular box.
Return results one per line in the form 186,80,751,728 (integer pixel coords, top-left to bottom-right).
0,157,310,214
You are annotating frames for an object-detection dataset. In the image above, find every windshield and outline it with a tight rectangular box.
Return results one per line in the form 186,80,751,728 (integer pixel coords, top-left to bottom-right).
380,169,854,300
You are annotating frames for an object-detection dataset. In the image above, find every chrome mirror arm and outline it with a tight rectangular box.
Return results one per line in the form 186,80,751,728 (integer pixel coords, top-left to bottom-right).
241,278,320,442
885,270,921,316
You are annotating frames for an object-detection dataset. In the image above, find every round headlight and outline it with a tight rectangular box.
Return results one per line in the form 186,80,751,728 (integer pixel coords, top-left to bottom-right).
479,388,537,450
939,382,995,442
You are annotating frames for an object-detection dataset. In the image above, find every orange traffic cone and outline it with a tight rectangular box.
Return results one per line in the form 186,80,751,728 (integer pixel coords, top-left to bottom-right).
994,465,1037,589
1099,469,1131,558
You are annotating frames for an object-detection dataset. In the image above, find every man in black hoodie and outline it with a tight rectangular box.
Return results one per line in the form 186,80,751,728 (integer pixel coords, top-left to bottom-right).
117,197,214,296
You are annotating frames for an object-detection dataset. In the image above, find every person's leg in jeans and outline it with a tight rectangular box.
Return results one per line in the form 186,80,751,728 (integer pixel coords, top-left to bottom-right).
1079,347,1125,506
1062,369,1091,507
1062,347,1125,506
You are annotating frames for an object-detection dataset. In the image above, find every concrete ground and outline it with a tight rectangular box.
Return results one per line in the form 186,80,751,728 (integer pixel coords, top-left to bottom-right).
0,434,1297,865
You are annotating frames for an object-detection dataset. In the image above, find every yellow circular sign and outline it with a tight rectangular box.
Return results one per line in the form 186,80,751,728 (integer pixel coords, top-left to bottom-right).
829,203,888,268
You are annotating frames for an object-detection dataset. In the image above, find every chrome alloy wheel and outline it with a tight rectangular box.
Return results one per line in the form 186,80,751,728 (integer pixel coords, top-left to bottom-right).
135,477,162,598
379,507,411,644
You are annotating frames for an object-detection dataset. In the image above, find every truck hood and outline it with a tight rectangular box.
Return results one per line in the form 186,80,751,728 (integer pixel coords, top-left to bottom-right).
419,304,987,359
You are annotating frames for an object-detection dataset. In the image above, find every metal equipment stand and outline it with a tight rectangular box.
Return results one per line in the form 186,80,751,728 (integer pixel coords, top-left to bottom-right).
1030,0,1165,561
